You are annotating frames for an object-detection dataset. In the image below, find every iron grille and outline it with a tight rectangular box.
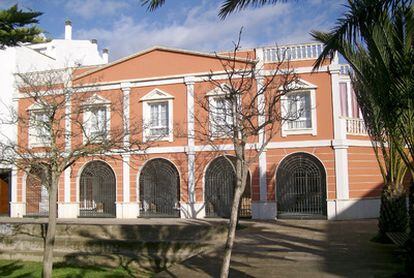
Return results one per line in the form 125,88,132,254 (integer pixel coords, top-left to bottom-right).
26,167,49,217
139,159,180,218
79,161,116,217
276,152,327,217
205,156,251,218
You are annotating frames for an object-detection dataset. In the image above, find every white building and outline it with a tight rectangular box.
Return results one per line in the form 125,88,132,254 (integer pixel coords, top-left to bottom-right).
0,20,109,217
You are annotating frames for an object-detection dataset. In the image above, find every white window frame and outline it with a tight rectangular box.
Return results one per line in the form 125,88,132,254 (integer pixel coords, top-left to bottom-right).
82,94,111,144
141,88,174,142
206,85,237,139
28,103,51,148
280,79,317,137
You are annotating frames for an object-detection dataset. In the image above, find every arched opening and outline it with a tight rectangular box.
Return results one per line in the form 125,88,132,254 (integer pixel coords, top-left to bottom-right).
139,158,180,217
79,161,116,217
26,166,49,217
276,152,327,218
204,156,251,218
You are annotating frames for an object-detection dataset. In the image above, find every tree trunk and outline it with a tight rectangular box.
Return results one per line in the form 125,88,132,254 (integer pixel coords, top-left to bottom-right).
378,181,408,239
42,178,58,278
220,160,247,278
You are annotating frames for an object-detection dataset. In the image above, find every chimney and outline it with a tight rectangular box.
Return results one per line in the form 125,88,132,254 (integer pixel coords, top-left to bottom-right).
65,20,72,40
102,48,109,64
91,39,97,44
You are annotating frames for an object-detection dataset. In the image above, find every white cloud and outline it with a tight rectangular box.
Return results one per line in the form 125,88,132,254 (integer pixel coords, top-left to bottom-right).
75,1,344,61
65,0,130,19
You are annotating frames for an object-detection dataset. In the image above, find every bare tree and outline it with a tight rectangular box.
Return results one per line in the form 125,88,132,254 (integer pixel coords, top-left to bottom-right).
192,32,300,277
0,67,149,278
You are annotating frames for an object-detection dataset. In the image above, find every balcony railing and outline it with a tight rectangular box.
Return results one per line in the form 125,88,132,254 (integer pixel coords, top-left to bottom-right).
262,43,325,63
345,117,368,136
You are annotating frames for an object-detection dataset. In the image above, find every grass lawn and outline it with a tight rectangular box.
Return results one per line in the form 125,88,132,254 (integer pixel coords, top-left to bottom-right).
0,260,150,277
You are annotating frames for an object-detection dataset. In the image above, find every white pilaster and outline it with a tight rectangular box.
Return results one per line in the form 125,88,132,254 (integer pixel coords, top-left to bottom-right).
9,167,25,217
64,167,71,203
122,154,130,203
121,82,131,148
184,76,197,216
330,62,350,219
65,94,71,152
255,48,268,203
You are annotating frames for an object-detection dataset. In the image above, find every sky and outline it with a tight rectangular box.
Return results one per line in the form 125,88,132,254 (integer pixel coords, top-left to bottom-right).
1,0,347,61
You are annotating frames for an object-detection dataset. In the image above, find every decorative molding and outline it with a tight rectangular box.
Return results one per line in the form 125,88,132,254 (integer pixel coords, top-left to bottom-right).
140,88,175,102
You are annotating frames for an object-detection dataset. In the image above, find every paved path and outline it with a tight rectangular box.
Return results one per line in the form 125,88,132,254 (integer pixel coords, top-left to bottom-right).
157,219,404,277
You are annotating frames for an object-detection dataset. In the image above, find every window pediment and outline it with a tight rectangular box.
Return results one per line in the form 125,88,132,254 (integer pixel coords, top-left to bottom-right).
279,78,317,91
206,84,231,97
140,88,174,102
82,93,110,106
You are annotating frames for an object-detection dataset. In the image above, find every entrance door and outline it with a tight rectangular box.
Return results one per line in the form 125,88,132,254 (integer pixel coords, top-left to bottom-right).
139,159,180,217
276,152,327,218
79,161,116,217
204,156,251,218
0,171,10,215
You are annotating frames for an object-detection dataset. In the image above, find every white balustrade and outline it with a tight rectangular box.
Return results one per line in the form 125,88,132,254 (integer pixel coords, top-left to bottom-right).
345,117,367,135
262,43,325,63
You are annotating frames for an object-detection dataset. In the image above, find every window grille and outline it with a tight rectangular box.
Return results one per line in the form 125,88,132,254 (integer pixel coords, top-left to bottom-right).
139,159,180,217
204,156,251,218
276,153,327,218
79,161,116,217
26,166,49,217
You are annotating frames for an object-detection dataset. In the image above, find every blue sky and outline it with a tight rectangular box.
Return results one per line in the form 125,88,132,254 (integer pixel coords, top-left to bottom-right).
1,0,347,61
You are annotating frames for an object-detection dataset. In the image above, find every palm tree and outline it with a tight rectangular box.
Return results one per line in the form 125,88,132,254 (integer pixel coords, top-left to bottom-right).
141,0,289,18
311,0,414,272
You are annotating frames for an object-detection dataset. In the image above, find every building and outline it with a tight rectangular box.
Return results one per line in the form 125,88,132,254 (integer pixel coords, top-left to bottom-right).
9,42,382,220
0,21,108,217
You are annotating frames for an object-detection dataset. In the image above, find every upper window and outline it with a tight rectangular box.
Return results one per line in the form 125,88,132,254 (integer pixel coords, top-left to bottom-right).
82,94,111,143
29,109,51,147
285,92,311,130
149,102,169,137
280,79,317,137
141,88,174,142
85,106,108,141
209,96,233,137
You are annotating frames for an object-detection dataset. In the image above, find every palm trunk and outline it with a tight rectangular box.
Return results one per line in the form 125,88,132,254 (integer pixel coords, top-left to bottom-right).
220,159,247,278
42,177,58,278
378,181,408,239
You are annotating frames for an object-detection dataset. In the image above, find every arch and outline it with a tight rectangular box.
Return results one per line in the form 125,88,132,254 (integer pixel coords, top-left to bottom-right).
79,160,116,217
204,155,251,218
138,158,180,217
26,166,49,217
276,152,327,218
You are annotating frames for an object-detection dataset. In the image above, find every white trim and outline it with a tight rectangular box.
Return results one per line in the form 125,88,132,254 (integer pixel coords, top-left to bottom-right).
185,76,196,204
16,66,332,100
267,140,331,149
121,83,131,148
140,88,175,102
122,154,130,203
28,109,51,148
278,78,317,91
65,94,71,152
281,89,317,137
64,167,71,203
142,97,174,142
82,94,111,144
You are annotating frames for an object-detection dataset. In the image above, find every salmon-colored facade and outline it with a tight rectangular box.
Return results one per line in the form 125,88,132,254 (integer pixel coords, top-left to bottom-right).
11,44,382,220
